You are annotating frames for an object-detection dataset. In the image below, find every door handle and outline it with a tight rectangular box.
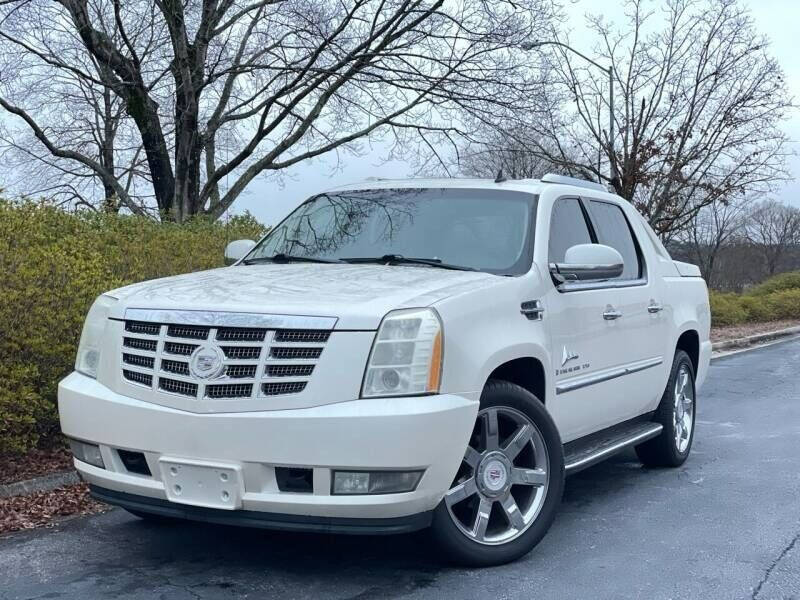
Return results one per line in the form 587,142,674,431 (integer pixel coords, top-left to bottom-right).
603,305,623,320
648,301,664,314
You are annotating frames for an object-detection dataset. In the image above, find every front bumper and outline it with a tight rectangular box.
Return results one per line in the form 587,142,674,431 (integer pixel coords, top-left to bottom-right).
59,372,478,521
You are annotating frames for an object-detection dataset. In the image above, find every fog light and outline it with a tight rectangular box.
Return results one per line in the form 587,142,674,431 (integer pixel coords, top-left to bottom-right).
332,470,423,495
69,439,105,469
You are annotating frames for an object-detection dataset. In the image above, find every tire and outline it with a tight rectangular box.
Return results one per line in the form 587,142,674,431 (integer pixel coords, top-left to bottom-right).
635,350,696,467
429,380,564,567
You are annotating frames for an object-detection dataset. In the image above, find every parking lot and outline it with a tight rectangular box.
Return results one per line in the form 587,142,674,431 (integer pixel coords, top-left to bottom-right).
2,338,799,600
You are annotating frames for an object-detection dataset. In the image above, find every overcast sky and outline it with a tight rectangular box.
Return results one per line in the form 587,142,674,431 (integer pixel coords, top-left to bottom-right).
233,0,800,227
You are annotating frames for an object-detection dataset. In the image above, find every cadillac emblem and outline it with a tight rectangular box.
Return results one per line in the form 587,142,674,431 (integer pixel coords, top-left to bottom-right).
189,345,225,379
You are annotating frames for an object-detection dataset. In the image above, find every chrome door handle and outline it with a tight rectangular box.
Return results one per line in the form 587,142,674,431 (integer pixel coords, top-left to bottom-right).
603,306,623,320
648,301,664,314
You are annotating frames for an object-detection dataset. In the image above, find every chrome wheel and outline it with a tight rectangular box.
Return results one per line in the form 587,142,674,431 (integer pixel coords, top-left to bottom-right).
673,364,695,453
445,406,550,545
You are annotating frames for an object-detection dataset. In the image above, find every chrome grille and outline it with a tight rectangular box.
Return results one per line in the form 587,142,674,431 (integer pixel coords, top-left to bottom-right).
266,364,314,378
120,320,329,400
123,370,152,387
125,321,160,336
217,328,266,342
163,341,197,356
270,347,323,360
167,324,208,340
124,337,157,352
263,381,307,396
275,330,330,343
222,346,261,360
159,377,198,397
161,359,190,376
206,383,253,399
123,353,154,369
225,364,258,378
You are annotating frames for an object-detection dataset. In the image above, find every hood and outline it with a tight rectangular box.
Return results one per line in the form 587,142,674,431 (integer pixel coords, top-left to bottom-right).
108,263,501,329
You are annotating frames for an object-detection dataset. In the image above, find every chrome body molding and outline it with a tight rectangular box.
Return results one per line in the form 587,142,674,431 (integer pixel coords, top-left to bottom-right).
123,308,338,330
556,356,663,395
557,277,648,293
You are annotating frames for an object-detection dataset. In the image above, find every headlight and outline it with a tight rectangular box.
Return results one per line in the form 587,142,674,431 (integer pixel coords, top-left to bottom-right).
361,308,443,398
75,294,117,378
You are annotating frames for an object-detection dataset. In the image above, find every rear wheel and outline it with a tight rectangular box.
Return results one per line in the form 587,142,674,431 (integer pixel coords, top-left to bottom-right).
636,350,696,467
430,380,564,566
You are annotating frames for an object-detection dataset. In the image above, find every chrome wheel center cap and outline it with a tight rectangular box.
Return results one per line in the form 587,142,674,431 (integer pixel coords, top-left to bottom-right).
477,452,511,497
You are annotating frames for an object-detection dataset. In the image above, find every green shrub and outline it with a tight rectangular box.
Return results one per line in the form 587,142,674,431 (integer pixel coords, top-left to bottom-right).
709,292,749,326
746,271,800,296
710,283,800,328
0,200,267,453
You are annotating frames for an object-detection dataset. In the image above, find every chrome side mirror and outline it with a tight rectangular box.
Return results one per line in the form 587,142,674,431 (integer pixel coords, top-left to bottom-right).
224,239,256,265
550,243,624,282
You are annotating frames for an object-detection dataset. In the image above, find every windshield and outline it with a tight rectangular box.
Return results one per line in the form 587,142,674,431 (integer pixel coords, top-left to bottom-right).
245,188,536,275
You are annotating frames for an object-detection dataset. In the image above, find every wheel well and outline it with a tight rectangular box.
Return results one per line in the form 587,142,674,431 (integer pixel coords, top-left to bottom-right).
676,330,699,375
488,357,546,404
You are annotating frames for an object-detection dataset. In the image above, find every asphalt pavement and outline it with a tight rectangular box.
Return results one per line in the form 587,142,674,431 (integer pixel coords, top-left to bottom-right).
1,338,799,599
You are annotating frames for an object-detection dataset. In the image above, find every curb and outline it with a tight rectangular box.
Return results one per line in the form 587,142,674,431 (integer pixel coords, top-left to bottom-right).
712,325,800,353
0,471,80,499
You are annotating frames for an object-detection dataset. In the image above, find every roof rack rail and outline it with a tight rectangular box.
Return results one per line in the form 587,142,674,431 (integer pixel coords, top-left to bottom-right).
541,173,607,192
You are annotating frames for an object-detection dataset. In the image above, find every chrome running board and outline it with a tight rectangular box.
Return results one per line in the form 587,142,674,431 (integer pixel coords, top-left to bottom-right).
564,422,663,475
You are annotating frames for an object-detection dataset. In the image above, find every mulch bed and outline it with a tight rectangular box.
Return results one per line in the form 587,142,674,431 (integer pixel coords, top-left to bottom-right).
0,448,73,486
0,483,106,534
710,319,800,344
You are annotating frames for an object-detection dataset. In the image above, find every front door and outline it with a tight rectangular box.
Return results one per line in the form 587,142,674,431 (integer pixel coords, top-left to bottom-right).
544,196,669,442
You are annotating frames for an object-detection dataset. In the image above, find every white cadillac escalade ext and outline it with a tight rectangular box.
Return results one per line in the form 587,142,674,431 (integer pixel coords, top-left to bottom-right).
59,174,711,566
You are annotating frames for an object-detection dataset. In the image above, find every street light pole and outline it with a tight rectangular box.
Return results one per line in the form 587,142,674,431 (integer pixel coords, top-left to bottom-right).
522,41,617,186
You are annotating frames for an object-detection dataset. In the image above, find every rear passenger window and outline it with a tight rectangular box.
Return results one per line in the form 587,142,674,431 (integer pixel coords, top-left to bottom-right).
549,198,592,263
587,200,642,279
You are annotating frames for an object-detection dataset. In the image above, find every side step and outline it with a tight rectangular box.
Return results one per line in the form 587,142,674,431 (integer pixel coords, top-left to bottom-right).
564,421,663,475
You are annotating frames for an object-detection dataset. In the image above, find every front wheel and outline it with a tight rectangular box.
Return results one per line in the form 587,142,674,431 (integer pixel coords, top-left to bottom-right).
429,380,564,567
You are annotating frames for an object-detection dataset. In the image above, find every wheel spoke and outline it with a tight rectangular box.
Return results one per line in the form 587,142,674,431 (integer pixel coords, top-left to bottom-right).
445,478,478,506
682,413,692,437
500,494,525,530
463,445,482,468
503,424,532,460
511,467,547,487
679,370,688,395
482,409,500,451
471,497,492,541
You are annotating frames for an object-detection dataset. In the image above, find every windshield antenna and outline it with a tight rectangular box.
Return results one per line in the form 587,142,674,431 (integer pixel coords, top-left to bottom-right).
495,169,507,183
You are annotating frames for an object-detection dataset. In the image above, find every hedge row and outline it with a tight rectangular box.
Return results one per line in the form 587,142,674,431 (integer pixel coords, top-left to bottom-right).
0,200,267,454
710,273,800,327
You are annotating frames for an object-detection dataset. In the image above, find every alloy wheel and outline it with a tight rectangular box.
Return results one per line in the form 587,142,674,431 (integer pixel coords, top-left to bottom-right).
445,406,549,545
673,364,695,453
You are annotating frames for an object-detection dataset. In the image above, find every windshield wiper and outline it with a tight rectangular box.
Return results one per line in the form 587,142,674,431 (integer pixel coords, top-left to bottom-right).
340,254,477,272
242,253,341,265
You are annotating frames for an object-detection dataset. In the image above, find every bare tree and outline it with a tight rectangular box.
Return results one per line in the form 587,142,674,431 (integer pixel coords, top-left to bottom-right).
457,126,564,179
0,0,558,222
678,196,747,287
493,0,791,236
745,199,800,276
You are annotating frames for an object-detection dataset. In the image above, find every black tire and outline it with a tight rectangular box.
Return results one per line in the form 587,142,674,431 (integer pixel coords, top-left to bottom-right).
635,350,696,467
125,508,179,524
429,380,564,567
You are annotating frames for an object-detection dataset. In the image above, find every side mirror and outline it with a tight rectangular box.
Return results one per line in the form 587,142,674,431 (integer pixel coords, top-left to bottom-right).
224,239,256,266
550,243,624,282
